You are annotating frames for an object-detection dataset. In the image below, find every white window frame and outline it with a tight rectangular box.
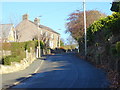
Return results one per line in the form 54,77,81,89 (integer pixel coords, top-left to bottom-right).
51,34,54,39
49,41,53,48
45,32,48,36
41,30,43,35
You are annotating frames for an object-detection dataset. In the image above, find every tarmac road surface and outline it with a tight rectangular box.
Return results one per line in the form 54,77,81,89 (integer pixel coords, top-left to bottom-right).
12,53,109,88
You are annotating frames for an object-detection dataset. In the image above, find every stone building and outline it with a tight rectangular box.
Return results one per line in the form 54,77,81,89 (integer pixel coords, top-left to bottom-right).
0,24,15,42
15,14,60,49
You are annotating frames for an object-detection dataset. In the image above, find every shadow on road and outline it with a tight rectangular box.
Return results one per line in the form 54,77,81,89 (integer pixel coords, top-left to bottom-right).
11,53,110,88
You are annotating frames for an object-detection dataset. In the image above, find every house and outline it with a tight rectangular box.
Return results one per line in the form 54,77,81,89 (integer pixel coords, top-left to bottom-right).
15,14,60,49
0,24,15,42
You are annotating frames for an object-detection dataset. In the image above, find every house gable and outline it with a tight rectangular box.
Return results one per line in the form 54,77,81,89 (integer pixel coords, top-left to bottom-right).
15,14,60,48
0,24,15,42
15,20,40,42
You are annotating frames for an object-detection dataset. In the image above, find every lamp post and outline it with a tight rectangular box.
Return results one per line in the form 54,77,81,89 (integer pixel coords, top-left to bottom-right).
83,0,87,57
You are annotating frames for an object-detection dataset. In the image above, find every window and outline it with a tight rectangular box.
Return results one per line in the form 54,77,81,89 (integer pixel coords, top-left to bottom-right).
51,34,54,39
41,30,43,35
45,32,48,36
49,41,53,48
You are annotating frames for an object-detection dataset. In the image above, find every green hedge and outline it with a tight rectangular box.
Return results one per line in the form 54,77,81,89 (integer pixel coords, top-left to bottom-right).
87,12,120,45
2,40,45,65
2,42,26,65
116,41,120,55
111,46,117,56
3,55,20,65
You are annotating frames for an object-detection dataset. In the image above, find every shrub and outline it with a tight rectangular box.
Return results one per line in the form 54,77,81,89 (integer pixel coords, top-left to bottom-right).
1,43,11,50
24,41,35,52
40,41,45,49
2,40,46,65
59,46,66,49
2,41,34,65
3,55,20,65
116,41,120,55
111,46,117,55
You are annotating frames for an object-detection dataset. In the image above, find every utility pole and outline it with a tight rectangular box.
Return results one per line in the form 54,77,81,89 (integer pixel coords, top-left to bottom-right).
37,27,40,58
1,26,3,64
37,16,42,58
83,0,87,57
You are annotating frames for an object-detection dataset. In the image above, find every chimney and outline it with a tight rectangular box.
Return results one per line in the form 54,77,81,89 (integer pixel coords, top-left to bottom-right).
34,17,40,26
22,14,29,20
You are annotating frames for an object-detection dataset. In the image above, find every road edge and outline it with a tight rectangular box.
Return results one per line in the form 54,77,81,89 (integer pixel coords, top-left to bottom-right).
3,60,44,89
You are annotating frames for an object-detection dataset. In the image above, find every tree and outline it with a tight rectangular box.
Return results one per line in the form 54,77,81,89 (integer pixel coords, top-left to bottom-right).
60,39,64,46
66,10,106,41
66,36,78,49
111,0,120,12
33,32,51,49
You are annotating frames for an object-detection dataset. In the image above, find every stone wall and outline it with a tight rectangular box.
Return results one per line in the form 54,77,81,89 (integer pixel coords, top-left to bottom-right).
0,49,36,74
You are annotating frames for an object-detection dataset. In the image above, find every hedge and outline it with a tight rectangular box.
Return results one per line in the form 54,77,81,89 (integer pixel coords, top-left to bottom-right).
2,40,45,65
3,55,21,65
116,41,120,55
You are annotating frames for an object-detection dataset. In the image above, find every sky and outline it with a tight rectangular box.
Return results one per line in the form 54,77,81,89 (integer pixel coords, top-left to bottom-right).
1,2,113,44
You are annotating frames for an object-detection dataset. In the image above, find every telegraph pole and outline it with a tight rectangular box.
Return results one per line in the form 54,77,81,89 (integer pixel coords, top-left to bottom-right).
83,0,87,57
38,27,41,58
37,16,42,58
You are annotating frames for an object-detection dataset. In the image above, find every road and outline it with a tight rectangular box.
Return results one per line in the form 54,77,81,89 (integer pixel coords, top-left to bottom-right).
2,59,43,88
12,53,109,88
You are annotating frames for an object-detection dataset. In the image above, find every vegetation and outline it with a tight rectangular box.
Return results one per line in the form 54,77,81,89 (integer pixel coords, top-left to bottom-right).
66,3,120,88
2,40,45,65
60,40,64,46
60,44,77,50
116,41,120,55
66,10,106,41
85,12,120,88
87,12,120,45
111,0,120,12
3,55,21,65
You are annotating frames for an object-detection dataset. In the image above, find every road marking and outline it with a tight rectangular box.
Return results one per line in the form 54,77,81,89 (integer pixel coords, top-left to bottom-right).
13,74,32,85
5,60,44,89
34,60,44,73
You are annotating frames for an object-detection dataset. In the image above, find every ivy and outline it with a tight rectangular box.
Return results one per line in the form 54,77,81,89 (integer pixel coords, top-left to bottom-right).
87,12,120,45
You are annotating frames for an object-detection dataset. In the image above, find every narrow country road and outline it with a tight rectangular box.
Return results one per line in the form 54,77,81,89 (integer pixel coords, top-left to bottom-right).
12,53,109,88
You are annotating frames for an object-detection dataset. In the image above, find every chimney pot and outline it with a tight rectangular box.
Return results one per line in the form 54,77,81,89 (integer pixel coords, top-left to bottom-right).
22,14,29,20
34,17,40,25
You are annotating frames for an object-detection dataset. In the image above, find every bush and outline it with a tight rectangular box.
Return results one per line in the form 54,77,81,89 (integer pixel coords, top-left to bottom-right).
40,41,45,49
1,43,11,50
24,41,36,52
3,55,20,65
116,41,120,55
2,40,46,65
111,46,117,55
87,12,120,46
2,41,36,65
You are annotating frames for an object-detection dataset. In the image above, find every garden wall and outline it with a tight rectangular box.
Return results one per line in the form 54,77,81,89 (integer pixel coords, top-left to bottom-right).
0,49,36,74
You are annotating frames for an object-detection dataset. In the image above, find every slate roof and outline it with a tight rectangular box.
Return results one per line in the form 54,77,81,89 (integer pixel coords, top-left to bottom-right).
29,20,60,35
0,24,13,38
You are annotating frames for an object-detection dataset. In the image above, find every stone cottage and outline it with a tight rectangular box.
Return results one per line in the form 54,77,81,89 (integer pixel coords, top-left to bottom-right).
15,14,60,49
0,24,15,42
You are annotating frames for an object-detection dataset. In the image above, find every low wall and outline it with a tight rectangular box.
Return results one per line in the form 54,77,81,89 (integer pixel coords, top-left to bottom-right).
0,51,36,74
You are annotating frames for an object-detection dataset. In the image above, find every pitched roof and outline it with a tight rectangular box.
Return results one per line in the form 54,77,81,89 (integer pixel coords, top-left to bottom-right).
39,25,60,35
29,20,60,35
0,24,13,38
